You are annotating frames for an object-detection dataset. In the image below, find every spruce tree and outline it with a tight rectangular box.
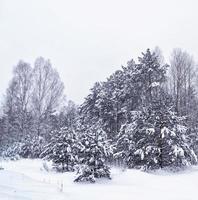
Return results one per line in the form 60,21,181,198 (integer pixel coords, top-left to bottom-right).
74,123,112,183
41,127,78,172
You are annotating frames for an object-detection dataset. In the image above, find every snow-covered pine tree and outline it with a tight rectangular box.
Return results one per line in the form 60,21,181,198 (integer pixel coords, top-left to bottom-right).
137,48,168,106
100,70,126,138
79,70,129,140
41,127,78,172
158,110,198,169
79,82,102,125
74,123,112,183
115,100,197,170
115,49,197,170
114,111,139,168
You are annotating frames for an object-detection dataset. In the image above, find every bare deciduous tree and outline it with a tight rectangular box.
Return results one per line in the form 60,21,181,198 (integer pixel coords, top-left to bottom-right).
169,48,196,116
32,57,64,137
3,61,33,142
153,46,165,65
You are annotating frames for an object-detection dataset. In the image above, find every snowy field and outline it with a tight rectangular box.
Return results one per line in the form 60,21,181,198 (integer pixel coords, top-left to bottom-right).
0,159,198,200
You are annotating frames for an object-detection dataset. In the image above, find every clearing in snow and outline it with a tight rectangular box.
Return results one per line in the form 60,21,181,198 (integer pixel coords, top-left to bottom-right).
0,159,198,200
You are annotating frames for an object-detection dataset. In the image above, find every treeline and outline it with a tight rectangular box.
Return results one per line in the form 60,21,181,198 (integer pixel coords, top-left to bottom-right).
0,57,77,157
0,48,198,183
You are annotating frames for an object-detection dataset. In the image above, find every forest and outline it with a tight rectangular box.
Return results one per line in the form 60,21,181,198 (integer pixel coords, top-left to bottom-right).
1,48,198,183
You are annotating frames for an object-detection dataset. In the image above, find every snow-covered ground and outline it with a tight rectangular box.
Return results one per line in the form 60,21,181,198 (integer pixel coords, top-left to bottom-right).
0,159,198,200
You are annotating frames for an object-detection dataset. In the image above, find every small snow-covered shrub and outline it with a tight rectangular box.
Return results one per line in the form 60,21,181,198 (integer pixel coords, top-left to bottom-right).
74,164,111,183
1,136,45,159
15,136,45,159
1,142,22,160
74,165,96,183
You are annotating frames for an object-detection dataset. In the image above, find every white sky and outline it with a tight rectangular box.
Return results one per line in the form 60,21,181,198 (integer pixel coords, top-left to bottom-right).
0,0,198,104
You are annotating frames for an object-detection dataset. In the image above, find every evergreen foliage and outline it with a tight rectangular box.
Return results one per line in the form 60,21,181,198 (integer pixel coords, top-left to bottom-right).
74,123,112,183
41,127,78,172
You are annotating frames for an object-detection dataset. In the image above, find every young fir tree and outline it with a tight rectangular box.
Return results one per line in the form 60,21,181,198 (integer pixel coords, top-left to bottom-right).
20,135,45,158
74,123,112,183
41,127,78,172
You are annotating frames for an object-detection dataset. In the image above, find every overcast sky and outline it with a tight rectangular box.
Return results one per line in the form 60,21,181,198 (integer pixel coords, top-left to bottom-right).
0,0,198,104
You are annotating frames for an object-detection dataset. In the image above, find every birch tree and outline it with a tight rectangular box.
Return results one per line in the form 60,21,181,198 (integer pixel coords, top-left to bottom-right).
32,57,64,138
169,48,196,116
3,61,33,143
